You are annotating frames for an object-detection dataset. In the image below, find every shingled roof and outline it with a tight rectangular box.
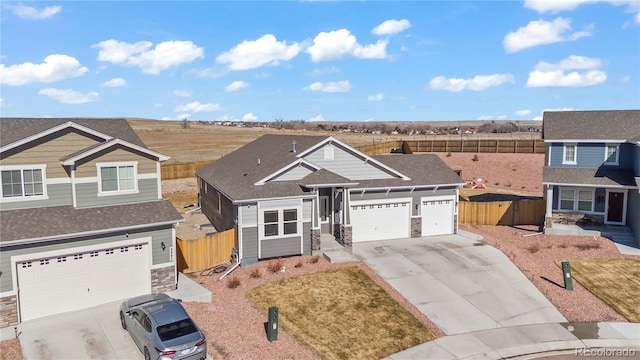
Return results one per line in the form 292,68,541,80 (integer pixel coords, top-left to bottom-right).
0,200,182,243
196,134,464,201
0,118,146,148
543,167,637,187
542,110,640,141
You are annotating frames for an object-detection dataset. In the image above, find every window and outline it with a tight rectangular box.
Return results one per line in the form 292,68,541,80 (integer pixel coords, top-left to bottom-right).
563,144,577,164
559,188,593,212
604,144,619,165
1,167,45,199
264,210,279,236
261,208,300,238
98,163,137,194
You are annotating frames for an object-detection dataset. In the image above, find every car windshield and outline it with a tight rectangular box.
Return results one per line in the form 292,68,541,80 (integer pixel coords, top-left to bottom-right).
156,319,198,341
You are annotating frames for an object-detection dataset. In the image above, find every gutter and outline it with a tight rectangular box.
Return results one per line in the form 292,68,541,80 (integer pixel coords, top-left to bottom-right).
1,219,183,248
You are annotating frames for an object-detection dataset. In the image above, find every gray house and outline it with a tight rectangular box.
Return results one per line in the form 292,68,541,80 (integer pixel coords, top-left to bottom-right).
542,110,640,244
196,134,465,265
0,118,182,327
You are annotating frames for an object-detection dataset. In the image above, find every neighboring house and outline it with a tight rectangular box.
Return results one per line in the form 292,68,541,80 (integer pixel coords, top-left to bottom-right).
542,110,640,244
196,135,464,265
0,118,182,327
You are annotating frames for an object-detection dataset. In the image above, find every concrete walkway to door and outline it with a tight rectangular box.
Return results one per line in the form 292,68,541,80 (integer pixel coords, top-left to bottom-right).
349,231,567,335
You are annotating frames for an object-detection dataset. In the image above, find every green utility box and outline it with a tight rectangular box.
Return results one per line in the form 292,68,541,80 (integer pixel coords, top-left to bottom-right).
267,306,278,342
562,261,573,291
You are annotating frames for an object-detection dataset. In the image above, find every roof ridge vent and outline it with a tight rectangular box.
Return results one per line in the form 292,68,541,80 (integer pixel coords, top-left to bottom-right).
292,139,297,154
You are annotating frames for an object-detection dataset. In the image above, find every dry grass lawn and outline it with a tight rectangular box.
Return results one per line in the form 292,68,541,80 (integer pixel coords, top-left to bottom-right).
247,266,435,360
164,190,198,213
559,258,640,322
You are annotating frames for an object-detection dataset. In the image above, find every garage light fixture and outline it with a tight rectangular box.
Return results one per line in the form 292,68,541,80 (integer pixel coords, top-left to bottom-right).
161,242,166,251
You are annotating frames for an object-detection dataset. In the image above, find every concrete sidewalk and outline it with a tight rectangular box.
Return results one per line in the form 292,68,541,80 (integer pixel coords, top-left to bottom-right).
384,322,640,359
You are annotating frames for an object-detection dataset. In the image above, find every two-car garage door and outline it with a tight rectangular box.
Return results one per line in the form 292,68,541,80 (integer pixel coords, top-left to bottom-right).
349,195,456,242
16,241,150,322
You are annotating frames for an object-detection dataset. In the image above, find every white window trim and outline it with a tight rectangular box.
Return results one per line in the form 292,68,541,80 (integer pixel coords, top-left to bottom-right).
0,164,48,203
258,206,302,240
604,144,619,165
557,187,595,213
96,161,139,197
562,143,577,165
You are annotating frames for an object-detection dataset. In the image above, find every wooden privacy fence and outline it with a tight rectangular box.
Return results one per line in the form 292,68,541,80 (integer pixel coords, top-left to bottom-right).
459,199,546,226
176,229,236,273
161,160,211,180
357,139,545,155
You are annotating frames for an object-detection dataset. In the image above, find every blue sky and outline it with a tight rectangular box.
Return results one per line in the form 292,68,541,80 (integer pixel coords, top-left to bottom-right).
1,1,639,122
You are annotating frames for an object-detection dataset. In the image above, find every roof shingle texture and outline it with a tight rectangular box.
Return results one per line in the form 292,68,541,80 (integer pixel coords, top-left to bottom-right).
543,167,637,187
542,110,640,141
196,134,464,201
0,118,146,147
1,200,182,242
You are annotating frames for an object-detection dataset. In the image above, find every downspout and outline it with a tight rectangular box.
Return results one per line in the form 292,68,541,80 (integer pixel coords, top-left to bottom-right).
219,247,240,280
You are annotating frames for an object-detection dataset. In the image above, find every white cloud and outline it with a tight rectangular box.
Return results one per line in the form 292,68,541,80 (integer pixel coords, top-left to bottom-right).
515,109,532,116
524,0,639,14
636,11,640,23
527,55,607,87
497,115,507,120
428,73,515,92
154,103,163,107
308,115,325,122
173,89,191,97
371,19,411,36
242,113,258,121
304,80,351,93
174,101,222,113
503,17,591,53
0,54,88,86
225,80,249,92
367,93,384,101
39,88,98,104
478,115,493,120
306,29,388,62
92,39,204,74
0,98,4,106
176,113,192,120
100,77,126,87
621,76,631,83
308,67,341,76
7,4,61,19
216,34,301,71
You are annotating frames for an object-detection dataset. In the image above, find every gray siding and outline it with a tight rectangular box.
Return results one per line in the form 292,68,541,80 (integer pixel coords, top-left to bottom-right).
261,236,301,259
303,199,312,221
200,181,236,232
549,142,634,168
350,187,457,216
241,227,258,259
0,225,172,293
303,143,395,180
240,204,258,226
303,222,311,255
551,186,606,213
272,164,314,181
627,190,640,245
259,198,301,208
633,145,640,177
76,178,158,208
0,183,72,210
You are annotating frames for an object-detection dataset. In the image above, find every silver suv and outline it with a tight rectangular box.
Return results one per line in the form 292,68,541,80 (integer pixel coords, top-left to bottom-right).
120,293,207,360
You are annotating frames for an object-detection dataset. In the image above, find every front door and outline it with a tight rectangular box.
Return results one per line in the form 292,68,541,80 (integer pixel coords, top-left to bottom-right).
606,191,625,224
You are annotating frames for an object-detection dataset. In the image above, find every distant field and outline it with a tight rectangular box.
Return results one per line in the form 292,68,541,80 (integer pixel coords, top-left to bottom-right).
130,119,541,164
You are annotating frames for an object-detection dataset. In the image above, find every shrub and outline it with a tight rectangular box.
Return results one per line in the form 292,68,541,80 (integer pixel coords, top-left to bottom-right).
527,244,540,253
471,154,479,162
309,255,321,264
558,244,568,248
294,260,303,268
446,151,452,157
249,268,261,278
267,259,284,273
574,243,600,251
227,276,241,289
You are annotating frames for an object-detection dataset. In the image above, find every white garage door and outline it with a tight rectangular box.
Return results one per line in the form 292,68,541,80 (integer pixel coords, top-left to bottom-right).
350,199,411,242
421,196,455,236
17,241,150,322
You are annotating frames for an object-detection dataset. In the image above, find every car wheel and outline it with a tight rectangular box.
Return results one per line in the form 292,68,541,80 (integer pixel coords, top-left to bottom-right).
144,347,151,360
119,311,127,330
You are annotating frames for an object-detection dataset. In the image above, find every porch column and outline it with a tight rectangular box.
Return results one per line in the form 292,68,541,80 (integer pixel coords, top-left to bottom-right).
545,185,553,229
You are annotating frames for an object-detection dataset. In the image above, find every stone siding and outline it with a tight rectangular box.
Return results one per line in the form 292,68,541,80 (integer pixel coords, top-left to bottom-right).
411,218,422,238
0,295,18,327
551,213,605,226
151,265,176,293
340,224,352,248
311,229,321,250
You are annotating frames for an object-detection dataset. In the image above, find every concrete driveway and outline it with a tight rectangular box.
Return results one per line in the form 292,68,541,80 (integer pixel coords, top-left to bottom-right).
351,232,567,335
18,301,142,360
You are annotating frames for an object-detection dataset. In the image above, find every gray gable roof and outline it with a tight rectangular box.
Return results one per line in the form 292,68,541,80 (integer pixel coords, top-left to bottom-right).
197,134,464,201
543,167,637,187
542,110,640,141
300,168,358,187
0,200,182,243
0,118,147,148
